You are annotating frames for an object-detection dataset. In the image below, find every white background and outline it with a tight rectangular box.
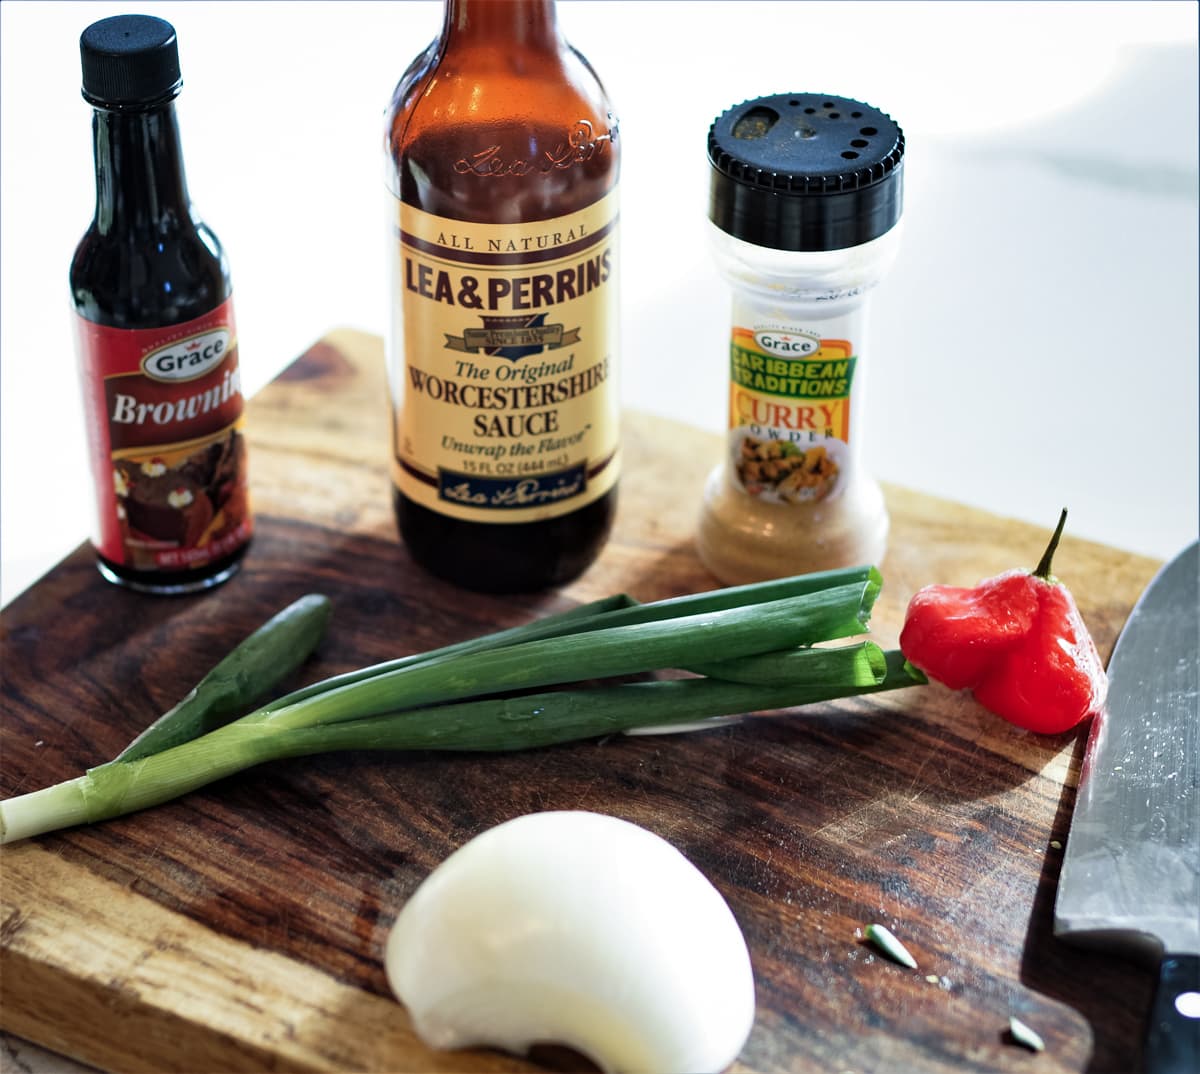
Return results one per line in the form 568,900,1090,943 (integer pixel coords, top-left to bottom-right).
2,1,1197,608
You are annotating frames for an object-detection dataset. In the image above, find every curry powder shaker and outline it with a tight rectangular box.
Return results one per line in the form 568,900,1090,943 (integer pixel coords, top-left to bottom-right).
696,93,904,585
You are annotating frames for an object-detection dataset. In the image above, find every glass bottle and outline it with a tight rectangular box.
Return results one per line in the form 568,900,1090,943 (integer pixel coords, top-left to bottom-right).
384,0,620,593
71,15,252,594
696,93,905,586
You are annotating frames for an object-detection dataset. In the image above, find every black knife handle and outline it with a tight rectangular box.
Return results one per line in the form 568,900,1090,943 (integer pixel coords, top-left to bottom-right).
1144,953,1200,1074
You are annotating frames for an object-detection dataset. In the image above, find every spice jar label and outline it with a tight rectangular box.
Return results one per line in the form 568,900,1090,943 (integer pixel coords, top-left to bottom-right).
387,193,620,524
74,297,253,572
726,321,859,505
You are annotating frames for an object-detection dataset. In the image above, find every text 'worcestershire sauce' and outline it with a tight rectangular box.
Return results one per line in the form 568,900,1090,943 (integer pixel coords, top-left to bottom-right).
385,0,620,593
71,15,252,594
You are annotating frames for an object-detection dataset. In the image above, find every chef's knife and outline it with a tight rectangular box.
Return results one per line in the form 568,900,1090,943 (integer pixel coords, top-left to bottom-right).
1054,541,1199,1073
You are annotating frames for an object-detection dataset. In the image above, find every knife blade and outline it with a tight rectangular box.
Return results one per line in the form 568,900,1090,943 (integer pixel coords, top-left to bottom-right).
1054,541,1199,1073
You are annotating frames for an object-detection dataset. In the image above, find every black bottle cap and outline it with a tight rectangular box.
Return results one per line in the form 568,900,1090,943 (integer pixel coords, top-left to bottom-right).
80,14,182,108
708,93,904,252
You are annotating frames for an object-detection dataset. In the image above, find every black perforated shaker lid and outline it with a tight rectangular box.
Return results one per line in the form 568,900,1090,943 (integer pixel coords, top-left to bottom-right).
80,14,182,107
708,93,904,252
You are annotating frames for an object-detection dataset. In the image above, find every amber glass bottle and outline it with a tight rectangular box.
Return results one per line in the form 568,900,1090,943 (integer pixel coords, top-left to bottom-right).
71,15,252,594
384,0,620,593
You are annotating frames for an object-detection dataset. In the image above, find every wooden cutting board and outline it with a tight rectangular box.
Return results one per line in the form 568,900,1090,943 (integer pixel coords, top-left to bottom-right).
0,329,1164,1073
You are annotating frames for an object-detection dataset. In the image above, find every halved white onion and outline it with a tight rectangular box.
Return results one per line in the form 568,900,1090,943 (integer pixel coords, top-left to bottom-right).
385,810,755,1074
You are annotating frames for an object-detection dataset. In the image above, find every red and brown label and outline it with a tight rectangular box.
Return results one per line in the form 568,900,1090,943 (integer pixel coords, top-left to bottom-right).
74,298,253,573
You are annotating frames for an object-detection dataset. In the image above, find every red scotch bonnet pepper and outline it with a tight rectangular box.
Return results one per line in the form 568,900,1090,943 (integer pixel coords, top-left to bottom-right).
900,510,1107,734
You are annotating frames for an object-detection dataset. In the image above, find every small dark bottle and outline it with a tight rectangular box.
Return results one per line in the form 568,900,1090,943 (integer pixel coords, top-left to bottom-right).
384,0,620,593
71,15,252,595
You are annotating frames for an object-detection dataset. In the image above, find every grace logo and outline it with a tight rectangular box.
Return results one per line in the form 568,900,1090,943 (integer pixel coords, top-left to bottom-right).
141,329,231,383
754,329,820,357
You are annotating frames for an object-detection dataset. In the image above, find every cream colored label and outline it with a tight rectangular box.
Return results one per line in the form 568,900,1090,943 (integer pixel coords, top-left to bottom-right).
387,194,619,523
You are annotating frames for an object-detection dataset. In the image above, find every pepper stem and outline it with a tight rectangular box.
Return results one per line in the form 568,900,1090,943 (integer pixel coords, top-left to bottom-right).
1033,508,1069,581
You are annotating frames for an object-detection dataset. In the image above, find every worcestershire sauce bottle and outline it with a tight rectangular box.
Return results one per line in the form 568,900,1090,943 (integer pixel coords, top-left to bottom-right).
72,15,252,594
385,0,620,592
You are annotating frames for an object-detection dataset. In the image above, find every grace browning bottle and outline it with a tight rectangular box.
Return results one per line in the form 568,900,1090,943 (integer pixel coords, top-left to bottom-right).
384,0,620,593
696,94,905,585
71,15,252,594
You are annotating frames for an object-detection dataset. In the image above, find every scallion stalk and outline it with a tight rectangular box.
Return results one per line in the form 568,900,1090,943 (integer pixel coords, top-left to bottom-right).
0,645,919,841
0,569,918,844
264,565,879,711
252,580,876,733
262,593,639,712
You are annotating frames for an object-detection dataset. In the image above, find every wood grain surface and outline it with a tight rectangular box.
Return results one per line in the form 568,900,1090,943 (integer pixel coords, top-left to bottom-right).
0,328,1165,1073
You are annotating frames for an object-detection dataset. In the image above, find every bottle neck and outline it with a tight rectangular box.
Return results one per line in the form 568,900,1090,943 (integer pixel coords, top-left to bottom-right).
91,98,191,235
442,0,560,49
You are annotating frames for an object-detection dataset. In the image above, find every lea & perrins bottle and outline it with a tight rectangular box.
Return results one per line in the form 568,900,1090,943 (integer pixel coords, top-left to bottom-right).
385,0,620,592
71,15,252,594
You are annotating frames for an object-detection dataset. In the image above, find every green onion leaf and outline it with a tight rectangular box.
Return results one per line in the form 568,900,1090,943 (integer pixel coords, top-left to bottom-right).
110,594,332,763
264,593,639,712
694,641,886,687
258,580,879,733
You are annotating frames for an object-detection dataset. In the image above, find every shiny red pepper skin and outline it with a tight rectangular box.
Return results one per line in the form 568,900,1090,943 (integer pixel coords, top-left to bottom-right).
899,512,1107,734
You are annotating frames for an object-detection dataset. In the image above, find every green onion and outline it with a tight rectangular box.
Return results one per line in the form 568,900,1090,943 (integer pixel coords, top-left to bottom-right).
255,579,877,734
263,593,639,711
694,641,885,686
0,569,919,844
263,564,880,711
112,593,332,762
1,644,917,839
